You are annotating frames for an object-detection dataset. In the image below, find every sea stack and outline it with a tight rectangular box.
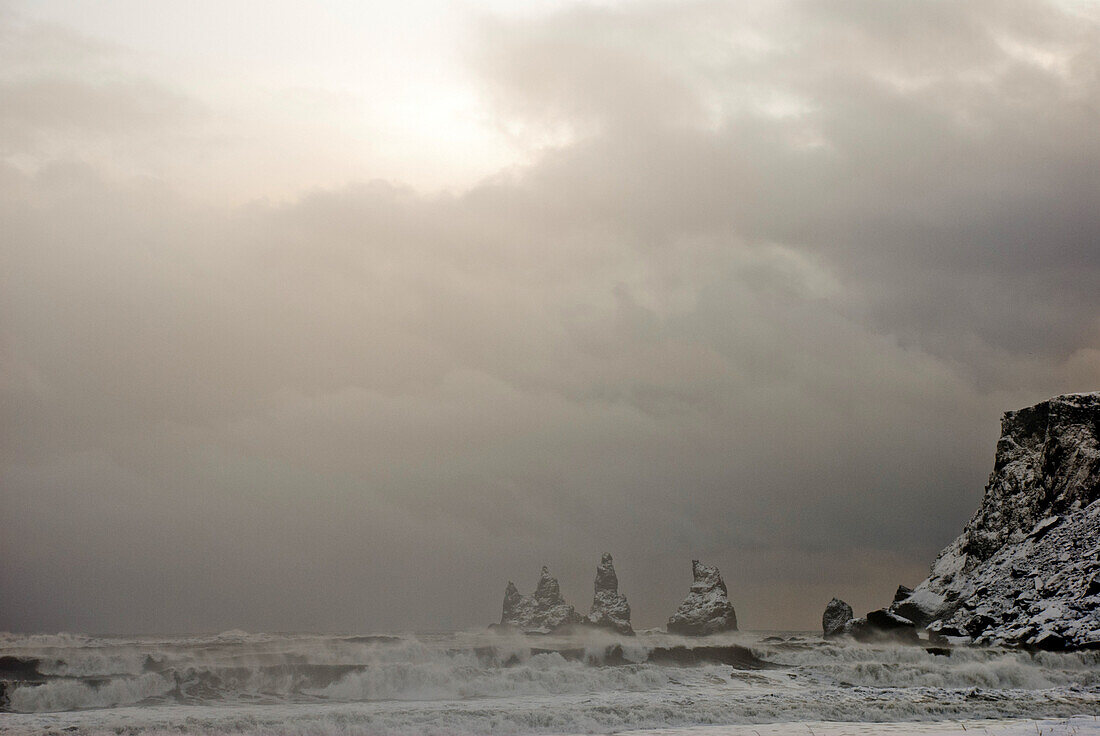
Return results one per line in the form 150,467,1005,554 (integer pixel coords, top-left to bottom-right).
587,553,633,635
890,393,1100,650
822,598,853,639
499,566,583,633
667,560,738,635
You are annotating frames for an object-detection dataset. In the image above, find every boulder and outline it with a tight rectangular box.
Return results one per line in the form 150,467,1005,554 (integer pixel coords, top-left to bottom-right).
889,587,944,628
848,609,920,644
822,597,854,639
587,553,633,635
893,585,914,603
667,560,738,635
888,393,1100,649
499,566,583,633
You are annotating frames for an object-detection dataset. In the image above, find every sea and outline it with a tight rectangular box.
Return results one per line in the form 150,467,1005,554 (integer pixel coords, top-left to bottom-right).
1,629,1098,735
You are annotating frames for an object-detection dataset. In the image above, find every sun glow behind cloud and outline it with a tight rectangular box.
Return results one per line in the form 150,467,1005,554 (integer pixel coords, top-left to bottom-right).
5,0,601,202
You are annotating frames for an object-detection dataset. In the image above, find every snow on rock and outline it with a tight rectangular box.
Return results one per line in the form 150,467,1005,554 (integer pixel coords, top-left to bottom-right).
587,553,633,635
499,566,583,633
822,598,853,639
891,392,1100,650
667,560,738,635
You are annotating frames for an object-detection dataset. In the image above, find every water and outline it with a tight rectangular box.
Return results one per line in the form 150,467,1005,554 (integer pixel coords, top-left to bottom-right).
1,629,1098,734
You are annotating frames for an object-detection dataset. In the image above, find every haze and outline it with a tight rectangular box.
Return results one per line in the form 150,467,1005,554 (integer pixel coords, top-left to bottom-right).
2,0,1099,634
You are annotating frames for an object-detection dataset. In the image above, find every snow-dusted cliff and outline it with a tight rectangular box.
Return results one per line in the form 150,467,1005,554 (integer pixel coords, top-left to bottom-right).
667,560,738,635
891,393,1100,650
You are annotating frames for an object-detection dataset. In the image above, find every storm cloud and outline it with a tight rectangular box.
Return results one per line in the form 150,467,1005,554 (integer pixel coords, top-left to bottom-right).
1,0,1099,633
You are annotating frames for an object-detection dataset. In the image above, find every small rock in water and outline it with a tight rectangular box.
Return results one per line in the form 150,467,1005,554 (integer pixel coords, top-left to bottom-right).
822,597,854,639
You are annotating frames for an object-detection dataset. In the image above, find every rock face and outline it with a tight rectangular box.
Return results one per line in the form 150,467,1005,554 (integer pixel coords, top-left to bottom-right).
822,598,854,639
500,566,583,633
890,393,1100,650
588,553,633,635
667,560,738,635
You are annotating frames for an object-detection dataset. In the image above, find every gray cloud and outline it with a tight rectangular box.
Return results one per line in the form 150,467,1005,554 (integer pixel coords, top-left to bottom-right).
1,0,1098,634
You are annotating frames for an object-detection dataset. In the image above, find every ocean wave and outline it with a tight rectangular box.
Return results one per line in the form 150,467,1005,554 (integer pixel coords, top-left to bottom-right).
7,672,174,713
1,630,1098,721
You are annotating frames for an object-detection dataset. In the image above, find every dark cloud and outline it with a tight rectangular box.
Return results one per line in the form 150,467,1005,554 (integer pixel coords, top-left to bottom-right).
1,0,1099,634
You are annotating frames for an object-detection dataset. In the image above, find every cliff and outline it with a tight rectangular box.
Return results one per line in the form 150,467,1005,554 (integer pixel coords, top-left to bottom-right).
891,393,1100,650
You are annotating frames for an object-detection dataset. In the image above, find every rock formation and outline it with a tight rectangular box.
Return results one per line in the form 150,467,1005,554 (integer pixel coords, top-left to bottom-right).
845,609,919,643
823,602,921,644
500,566,583,633
587,553,633,635
890,393,1100,650
822,598,853,639
667,560,738,635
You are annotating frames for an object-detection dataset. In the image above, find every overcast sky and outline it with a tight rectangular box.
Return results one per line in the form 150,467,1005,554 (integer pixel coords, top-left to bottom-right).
2,0,1099,634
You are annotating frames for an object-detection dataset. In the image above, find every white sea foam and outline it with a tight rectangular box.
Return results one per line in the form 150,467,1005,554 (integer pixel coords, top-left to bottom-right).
8,672,174,713
1,630,1097,734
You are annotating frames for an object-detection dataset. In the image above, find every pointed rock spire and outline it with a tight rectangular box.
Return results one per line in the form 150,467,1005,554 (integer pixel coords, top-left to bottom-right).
534,566,565,606
666,560,738,635
588,553,633,635
501,581,532,627
498,566,582,633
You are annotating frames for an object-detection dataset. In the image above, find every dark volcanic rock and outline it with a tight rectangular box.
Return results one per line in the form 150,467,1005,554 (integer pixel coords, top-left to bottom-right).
965,614,996,638
847,609,920,644
889,393,1100,649
866,608,916,631
500,566,583,633
667,560,738,635
0,656,42,680
893,585,914,603
822,598,854,639
587,553,633,635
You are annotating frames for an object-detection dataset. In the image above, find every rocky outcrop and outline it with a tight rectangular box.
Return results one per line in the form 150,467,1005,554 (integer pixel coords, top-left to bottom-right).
823,603,921,644
500,566,583,633
822,598,853,639
667,560,738,635
890,393,1100,650
587,553,633,635
845,609,919,644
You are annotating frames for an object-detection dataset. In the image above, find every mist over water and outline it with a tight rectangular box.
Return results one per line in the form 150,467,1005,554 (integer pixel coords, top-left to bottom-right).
2,630,1098,735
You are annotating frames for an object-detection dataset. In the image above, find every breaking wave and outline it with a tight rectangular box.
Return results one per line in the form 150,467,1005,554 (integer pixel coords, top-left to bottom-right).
1,630,1098,734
